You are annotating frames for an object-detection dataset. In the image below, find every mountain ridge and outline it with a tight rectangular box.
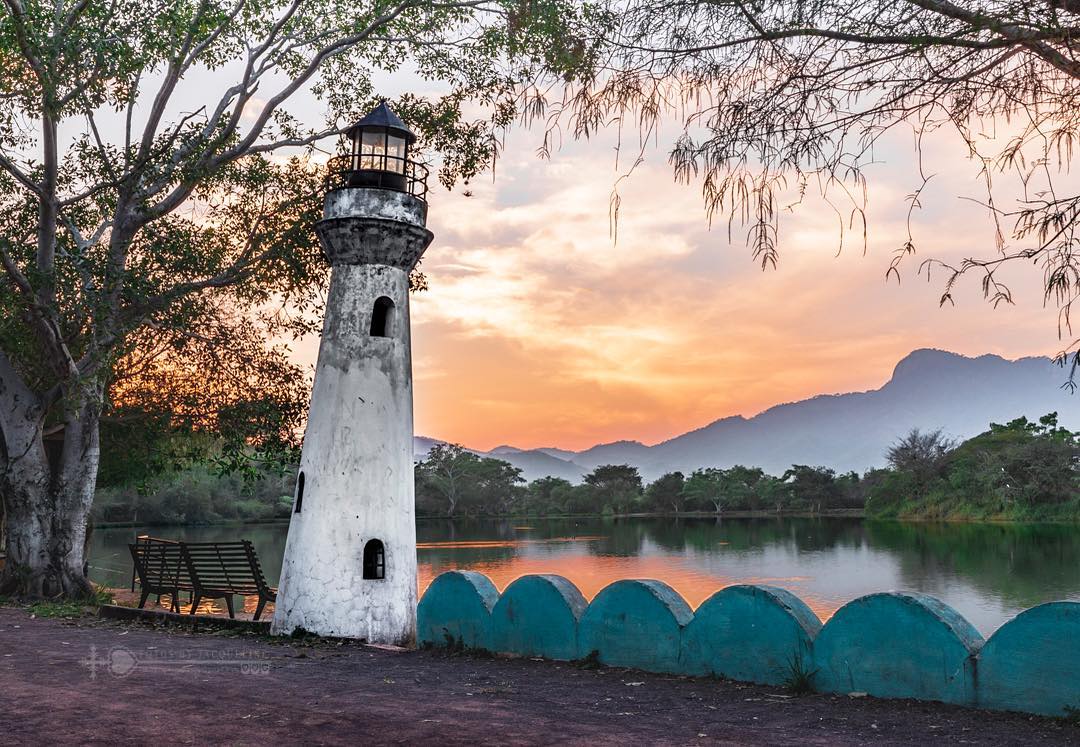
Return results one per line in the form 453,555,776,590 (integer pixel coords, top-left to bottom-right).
415,348,1077,482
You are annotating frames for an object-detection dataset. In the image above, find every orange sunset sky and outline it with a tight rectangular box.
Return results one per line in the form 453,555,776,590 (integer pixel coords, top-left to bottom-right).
288,117,1072,452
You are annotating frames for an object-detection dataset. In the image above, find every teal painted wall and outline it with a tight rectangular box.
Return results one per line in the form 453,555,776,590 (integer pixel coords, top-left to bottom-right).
490,574,586,661
978,602,1080,716
682,585,821,685
578,579,693,673
418,572,1080,718
812,592,982,705
416,570,498,650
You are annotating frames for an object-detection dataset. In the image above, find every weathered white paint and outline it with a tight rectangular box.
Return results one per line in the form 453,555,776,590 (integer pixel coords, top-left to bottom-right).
271,188,431,644
324,187,427,226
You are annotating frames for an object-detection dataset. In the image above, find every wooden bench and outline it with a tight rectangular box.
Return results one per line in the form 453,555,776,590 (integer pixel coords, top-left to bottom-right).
180,540,277,621
129,537,277,621
128,536,192,613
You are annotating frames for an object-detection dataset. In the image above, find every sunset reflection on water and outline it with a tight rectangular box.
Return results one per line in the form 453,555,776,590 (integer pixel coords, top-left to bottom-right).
92,516,1080,634
416,533,843,621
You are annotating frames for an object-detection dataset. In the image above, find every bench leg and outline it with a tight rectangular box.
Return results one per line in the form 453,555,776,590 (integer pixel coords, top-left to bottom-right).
190,594,201,615
253,597,267,621
224,594,235,619
138,590,150,609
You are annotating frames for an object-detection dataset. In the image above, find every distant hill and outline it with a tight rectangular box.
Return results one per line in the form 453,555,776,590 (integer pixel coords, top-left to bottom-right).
412,437,589,483
417,349,1078,483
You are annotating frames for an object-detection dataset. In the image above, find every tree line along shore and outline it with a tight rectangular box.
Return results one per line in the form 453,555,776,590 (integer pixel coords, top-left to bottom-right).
81,413,1080,526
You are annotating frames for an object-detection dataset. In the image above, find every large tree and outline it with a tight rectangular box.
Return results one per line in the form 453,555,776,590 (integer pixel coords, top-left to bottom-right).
682,465,768,513
553,1,1080,381
0,0,598,598
582,463,643,512
886,428,955,499
645,470,685,513
415,443,523,516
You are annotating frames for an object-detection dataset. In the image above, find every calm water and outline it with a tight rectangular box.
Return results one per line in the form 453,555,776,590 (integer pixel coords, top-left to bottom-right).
89,517,1080,634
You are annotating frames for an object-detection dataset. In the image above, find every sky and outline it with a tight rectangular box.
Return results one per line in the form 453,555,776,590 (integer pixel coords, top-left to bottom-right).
62,59,1074,454
288,120,1069,452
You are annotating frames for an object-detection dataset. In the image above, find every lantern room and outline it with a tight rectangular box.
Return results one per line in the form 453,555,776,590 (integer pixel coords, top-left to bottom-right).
325,101,428,199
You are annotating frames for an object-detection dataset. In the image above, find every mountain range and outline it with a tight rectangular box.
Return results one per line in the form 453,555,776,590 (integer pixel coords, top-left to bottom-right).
413,348,1079,483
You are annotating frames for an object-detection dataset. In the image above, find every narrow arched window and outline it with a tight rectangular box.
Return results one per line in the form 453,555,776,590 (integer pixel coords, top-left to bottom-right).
294,471,305,513
363,539,385,580
370,296,395,337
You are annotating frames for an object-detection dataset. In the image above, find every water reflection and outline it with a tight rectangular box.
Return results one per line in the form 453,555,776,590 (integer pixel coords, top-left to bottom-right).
89,517,1080,634
128,591,274,619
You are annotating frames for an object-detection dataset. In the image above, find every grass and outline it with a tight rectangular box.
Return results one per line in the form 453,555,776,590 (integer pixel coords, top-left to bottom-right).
88,584,115,606
574,649,602,670
2,582,114,619
781,652,818,695
28,600,88,619
868,494,1080,524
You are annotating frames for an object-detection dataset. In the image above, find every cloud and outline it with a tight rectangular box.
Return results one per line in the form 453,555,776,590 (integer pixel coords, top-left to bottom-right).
296,123,1069,452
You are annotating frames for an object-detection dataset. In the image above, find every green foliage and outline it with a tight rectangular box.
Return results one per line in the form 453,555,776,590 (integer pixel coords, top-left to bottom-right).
868,414,1080,521
673,464,864,515
87,584,115,606
415,443,525,517
885,429,954,500
782,465,842,513
0,0,611,597
684,466,774,513
90,412,1079,524
645,471,685,513
681,468,728,513
93,464,295,524
582,464,644,514
782,652,818,695
416,458,864,518
28,600,87,619
517,476,579,515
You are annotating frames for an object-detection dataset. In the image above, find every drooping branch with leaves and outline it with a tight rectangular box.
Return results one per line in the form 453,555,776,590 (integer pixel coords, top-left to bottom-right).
0,0,601,598
543,0,1080,382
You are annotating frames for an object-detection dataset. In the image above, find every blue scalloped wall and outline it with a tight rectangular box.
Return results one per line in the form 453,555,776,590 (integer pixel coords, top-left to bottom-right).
417,571,1080,718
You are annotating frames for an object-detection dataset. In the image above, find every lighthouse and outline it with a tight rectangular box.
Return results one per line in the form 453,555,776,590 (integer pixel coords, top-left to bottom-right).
271,103,432,644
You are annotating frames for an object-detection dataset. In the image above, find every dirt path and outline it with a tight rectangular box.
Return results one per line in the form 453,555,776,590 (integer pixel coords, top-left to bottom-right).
1,606,1076,745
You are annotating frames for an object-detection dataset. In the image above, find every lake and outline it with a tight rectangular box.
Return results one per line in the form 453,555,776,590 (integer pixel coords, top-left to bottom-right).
89,517,1080,635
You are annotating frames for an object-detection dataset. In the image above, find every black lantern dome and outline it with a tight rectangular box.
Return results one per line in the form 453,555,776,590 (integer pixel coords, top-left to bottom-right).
347,101,417,147
325,102,428,199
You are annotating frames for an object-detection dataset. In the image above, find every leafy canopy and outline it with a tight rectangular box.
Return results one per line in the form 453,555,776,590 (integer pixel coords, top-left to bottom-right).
0,0,606,473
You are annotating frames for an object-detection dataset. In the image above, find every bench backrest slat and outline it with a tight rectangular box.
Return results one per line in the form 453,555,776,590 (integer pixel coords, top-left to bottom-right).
131,536,275,603
129,538,190,591
180,540,272,596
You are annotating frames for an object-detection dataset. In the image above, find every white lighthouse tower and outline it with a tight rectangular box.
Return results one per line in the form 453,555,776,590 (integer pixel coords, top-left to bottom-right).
271,103,433,644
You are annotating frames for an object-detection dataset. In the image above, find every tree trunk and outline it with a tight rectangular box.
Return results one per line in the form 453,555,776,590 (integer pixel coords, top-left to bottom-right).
1,389,101,599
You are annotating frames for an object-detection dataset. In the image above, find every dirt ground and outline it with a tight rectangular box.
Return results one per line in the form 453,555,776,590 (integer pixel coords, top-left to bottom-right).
1,606,1078,746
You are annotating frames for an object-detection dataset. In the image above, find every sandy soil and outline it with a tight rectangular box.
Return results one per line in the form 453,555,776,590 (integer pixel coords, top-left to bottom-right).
1,606,1077,745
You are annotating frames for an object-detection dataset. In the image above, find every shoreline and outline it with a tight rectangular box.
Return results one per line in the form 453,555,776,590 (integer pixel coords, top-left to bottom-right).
91,507,1080,529
93,511,865,529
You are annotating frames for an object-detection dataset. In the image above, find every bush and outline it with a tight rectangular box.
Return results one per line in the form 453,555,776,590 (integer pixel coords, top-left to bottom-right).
92,464,295,525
